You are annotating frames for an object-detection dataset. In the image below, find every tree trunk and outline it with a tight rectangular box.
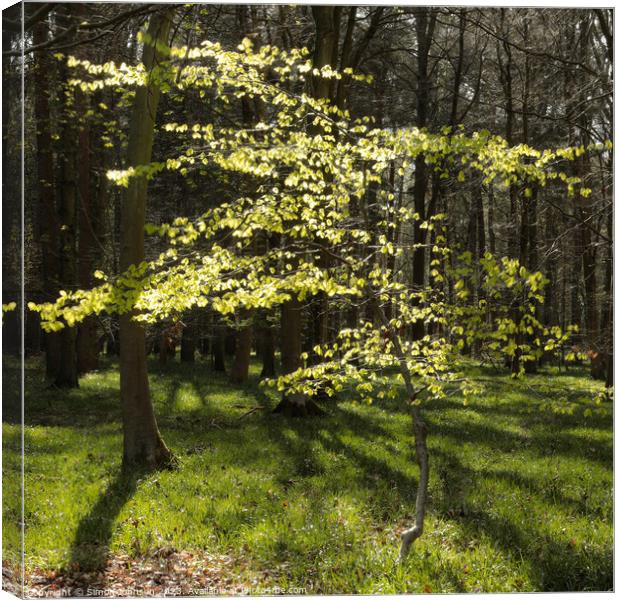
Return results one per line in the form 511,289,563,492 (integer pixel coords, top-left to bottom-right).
275,297,322,416
399,407,429,560
180,322,196,363
76,95,100,374
259,322,276,378
498,11,522,376
55,36,79,388
311,7,340,101
520,30,538,375
33,18,61,376
605,274,613,388
119,9,174,470
24,308,41,356
212,325,226,372
374,299,429,560
411,8,436,341
230,318,253,384
76,116,102,371
305,6,339,369
61,3,100,375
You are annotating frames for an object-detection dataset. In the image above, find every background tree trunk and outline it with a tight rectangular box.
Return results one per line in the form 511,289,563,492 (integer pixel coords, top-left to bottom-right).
76,89,101,374
180,322,196,363
212,325,226,372
259,321,276,378
275,298,322,416
33,17,61,377
229,317,253,383
411,7,436,341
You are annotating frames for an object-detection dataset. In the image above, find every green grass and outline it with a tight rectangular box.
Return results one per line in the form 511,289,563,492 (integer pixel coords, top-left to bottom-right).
2,354,613,593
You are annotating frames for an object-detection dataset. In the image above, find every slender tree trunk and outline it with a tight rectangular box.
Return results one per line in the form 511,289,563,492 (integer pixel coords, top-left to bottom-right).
399,405,429,560
65,3,101,375
468,180,486,357
575,16,599,350
601,158,612,387
180,322,196,363
374,299,429,560
497,11,523,375
259,321,276,377
605,272,613,388
55,25,79,388
230,315,253,383
411,8,436,341
212,325,226,372
33,18,61,376
76,90,100,374
119,9,174,470
486,185,496,255
520,37,538,374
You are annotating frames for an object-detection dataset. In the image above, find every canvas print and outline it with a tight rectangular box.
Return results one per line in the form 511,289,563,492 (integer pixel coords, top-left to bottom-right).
1,2,613,596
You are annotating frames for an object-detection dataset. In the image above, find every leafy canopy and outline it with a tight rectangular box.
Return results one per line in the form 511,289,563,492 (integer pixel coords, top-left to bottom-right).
29,35,606,403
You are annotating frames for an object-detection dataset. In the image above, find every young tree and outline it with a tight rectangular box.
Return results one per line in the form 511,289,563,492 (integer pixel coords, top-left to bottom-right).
31,35,601,554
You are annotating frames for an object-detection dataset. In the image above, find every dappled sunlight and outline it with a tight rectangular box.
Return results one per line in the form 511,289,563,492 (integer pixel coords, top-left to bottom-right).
4,356,612,592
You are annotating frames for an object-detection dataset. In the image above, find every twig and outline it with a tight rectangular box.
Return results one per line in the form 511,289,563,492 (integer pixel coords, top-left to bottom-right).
237,406,264,420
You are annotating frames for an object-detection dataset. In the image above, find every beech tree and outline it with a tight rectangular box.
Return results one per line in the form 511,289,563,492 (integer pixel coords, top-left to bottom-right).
10,7,613,389
28,34,604,558
119,9,177,469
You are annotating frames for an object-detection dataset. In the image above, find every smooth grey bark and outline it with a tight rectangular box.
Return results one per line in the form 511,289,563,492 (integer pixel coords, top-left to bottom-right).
374,299,429,560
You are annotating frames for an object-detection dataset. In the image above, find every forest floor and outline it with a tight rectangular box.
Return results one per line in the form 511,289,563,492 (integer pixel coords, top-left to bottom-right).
2,354,613,594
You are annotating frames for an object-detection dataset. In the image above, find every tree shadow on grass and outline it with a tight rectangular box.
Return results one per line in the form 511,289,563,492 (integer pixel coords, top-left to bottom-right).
426,393,611,433
425,416,612,468
70,469,143,572
267,400,612,592
260,401,420,523
412,439,612,591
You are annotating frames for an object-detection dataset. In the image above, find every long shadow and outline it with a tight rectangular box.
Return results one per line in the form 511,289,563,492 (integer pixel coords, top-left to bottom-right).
478,466,610,521
426,394,611,432
260,400,420,524
325,400,611,520
449,503,611,591
316,427,420,518
430,444,610,522
424,412,612,467
70,469,142,572
274,400,612,590
429,447,612,591
260,408,325,483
